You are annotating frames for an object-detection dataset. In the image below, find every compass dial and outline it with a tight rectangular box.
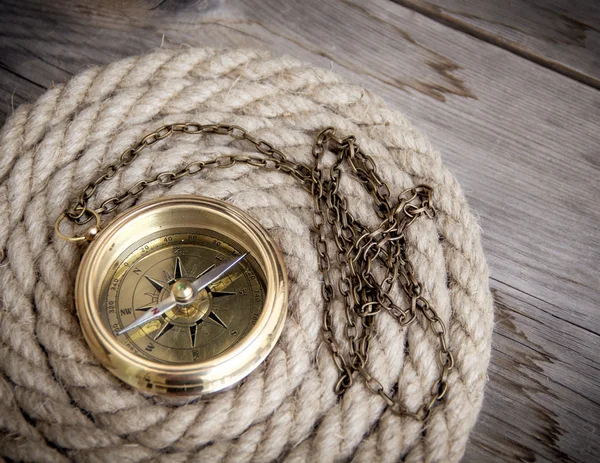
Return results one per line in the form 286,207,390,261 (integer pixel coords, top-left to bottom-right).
101,230,265,365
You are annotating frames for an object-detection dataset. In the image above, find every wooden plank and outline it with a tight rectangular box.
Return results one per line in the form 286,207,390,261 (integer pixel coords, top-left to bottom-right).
395,0,600,88
0,0,599,461
465,281,600,462
0,41,72,123
0,69,36,125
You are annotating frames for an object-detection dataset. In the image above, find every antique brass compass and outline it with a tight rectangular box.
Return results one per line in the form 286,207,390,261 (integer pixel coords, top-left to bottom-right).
56,123,453,420
57,195,287,396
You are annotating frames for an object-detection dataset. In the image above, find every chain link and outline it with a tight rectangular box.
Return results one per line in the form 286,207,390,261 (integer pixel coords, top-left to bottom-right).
59,122,453,421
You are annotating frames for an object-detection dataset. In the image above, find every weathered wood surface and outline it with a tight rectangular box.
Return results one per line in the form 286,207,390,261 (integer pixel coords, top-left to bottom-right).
0,0,598,461
396,0,600,89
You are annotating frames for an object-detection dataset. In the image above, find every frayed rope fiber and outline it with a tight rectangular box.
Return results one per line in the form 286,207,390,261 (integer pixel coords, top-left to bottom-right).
0,48,493,462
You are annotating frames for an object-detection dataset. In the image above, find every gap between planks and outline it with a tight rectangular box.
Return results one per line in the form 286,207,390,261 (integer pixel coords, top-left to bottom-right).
392,0,600,90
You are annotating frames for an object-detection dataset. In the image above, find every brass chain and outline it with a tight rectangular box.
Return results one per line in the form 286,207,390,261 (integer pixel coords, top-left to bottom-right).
59,122,453,421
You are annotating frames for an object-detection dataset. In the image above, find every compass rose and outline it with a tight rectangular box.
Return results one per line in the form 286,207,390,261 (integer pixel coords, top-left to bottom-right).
136,257,236,346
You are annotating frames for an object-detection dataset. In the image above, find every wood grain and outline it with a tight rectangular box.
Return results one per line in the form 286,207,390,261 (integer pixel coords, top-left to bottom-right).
395,0,600,89
0,0,599,461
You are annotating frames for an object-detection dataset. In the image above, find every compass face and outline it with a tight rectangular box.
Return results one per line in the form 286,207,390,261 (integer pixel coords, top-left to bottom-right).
100,229,265,365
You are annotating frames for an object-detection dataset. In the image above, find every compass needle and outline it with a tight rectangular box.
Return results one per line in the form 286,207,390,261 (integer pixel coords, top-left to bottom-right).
190,254,247,294
195,264,215,279
209,269,245,293
136,306,153,312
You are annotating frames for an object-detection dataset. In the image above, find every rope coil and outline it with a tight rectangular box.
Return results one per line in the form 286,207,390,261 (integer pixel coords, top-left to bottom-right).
0,48,493,463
